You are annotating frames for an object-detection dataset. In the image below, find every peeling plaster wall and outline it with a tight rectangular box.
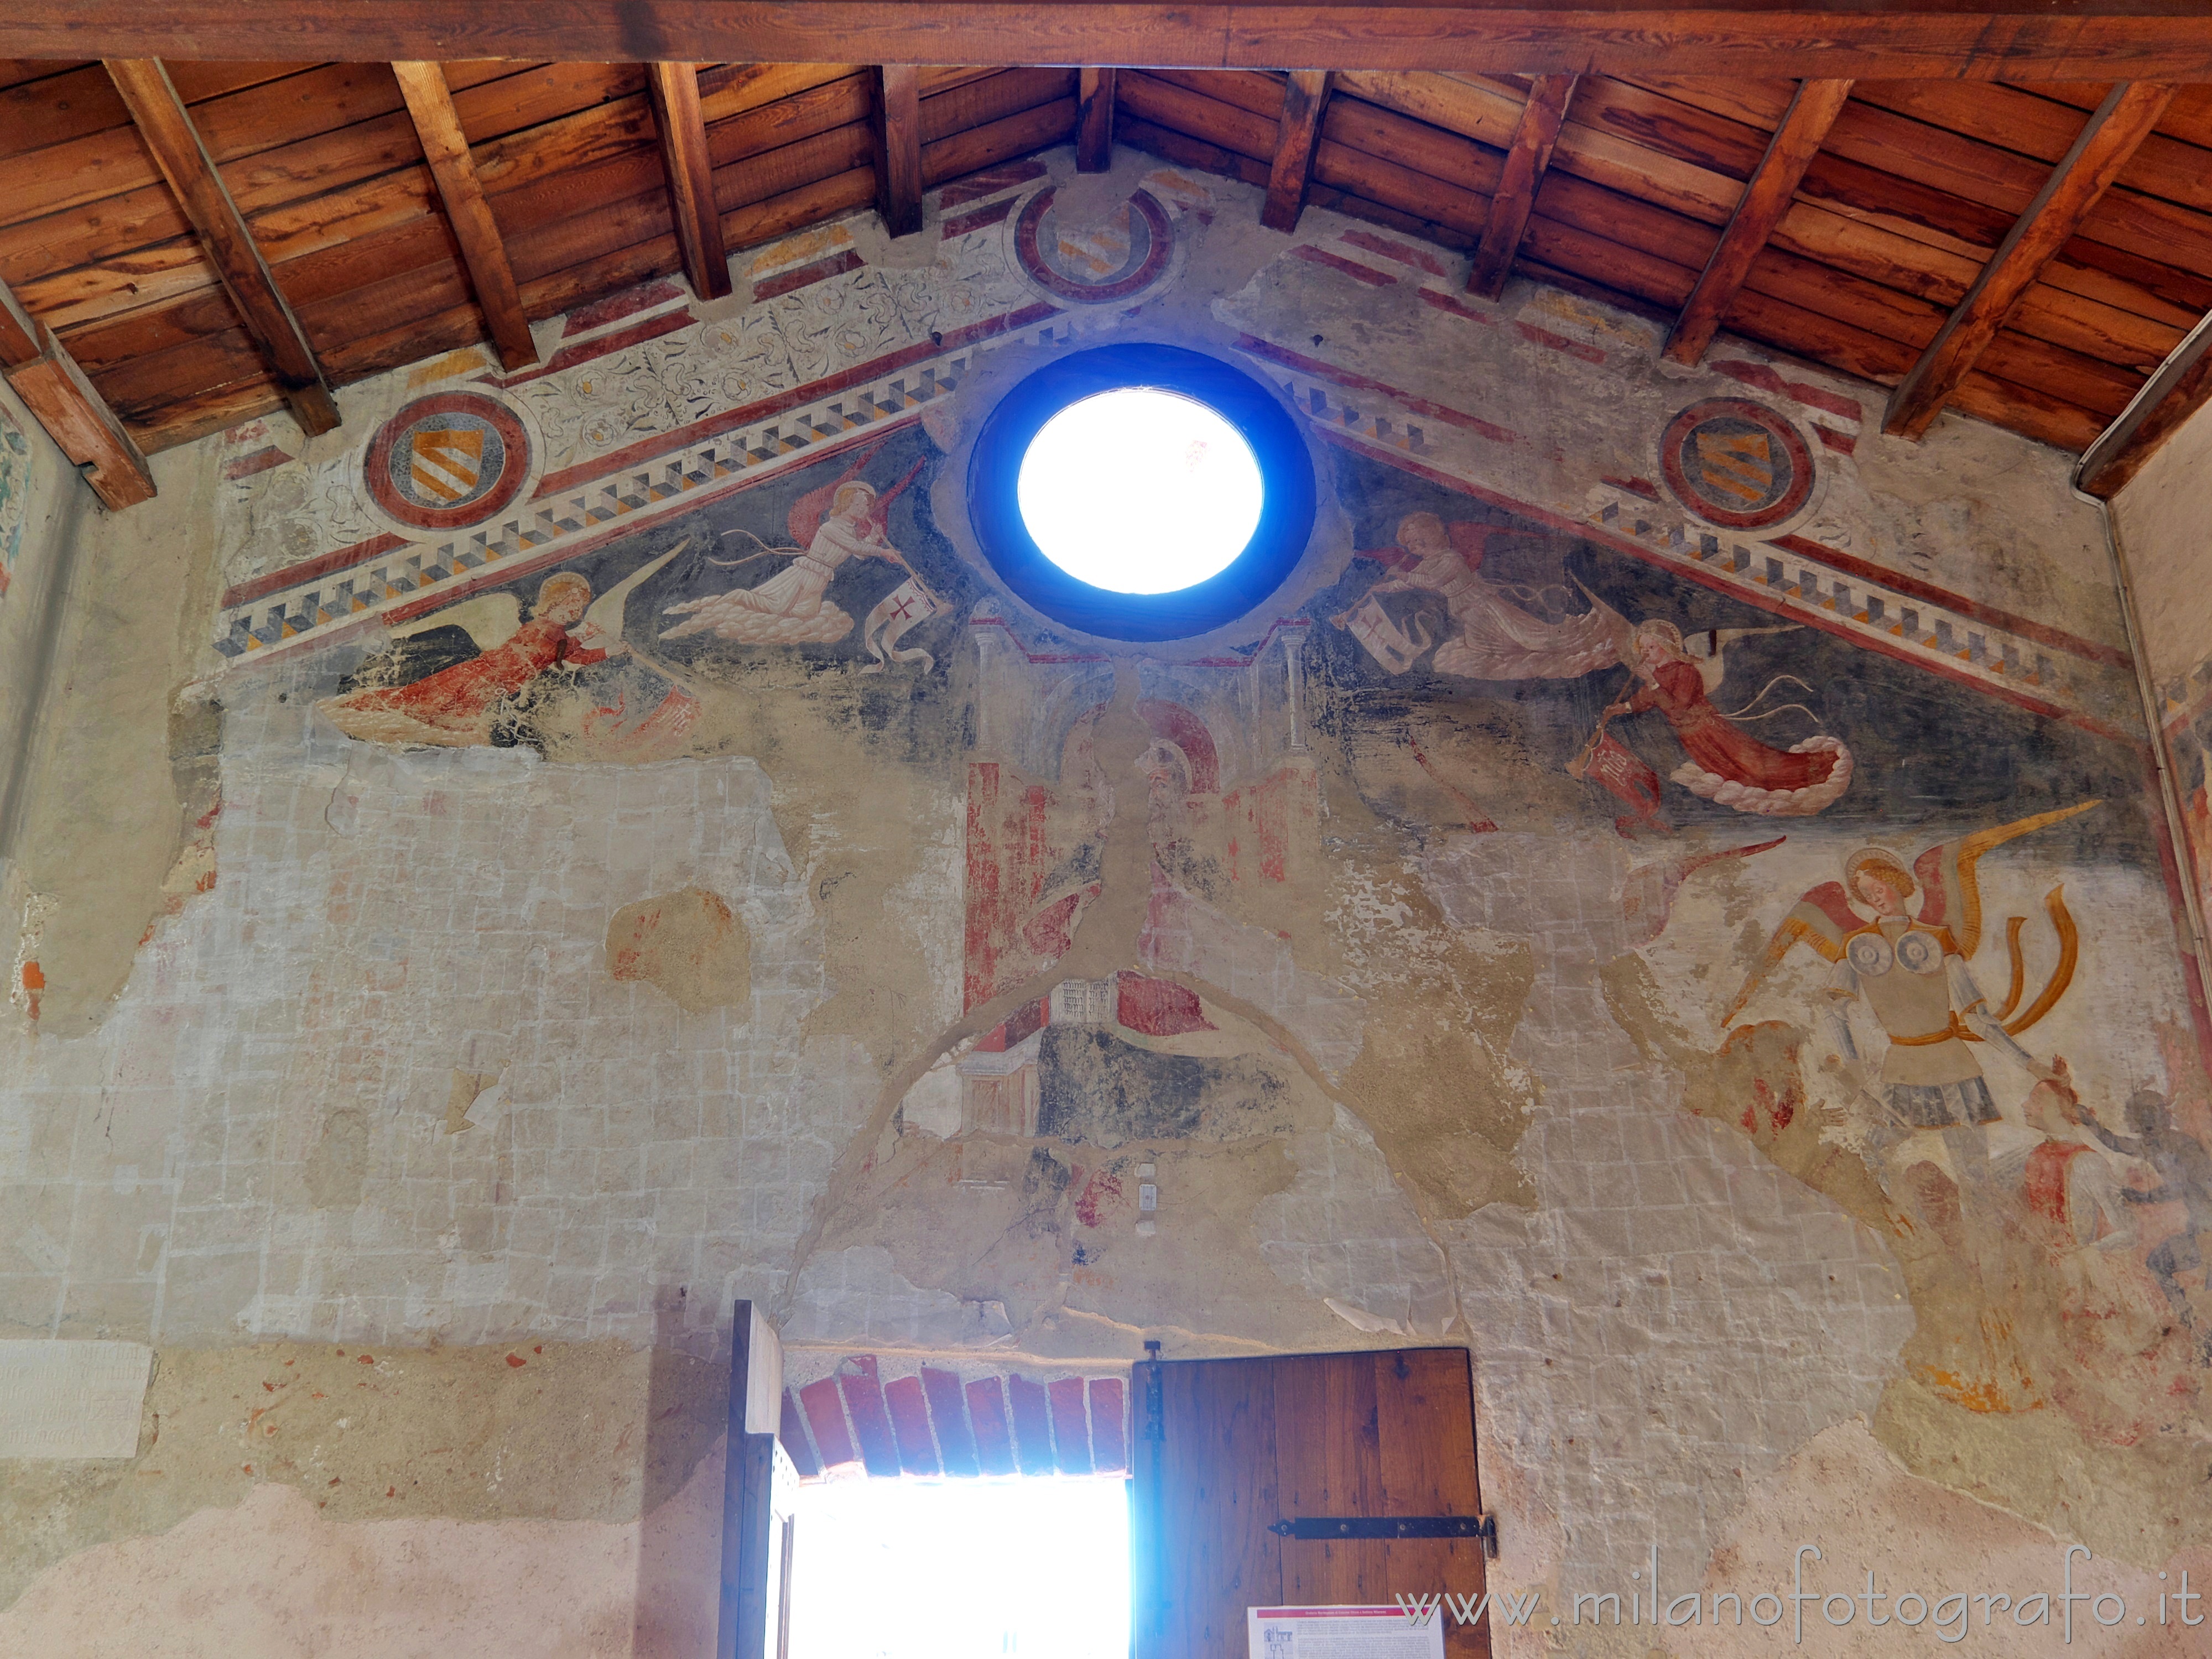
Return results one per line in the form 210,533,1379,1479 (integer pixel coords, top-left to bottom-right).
5,146,2210,1656
2112,401,2212,984
2113,400,2212,700
0,374,86,904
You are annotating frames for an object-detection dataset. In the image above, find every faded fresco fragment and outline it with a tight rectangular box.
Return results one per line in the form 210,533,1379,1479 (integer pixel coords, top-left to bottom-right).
278,312,2212,1471
660,439,942,666
0,405,28,599
1331,509,1852,828
1303,438,2208,1485
1712,804,2212,1438
315,425,964,761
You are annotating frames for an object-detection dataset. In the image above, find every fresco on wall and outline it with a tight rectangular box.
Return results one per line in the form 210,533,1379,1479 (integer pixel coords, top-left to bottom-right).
2162,687,2212,941
315,426,965,761
1714,804,2211,1433
0,404,29,599
659,441,941,663
298,381,2212,1439
1313,459,2123,837
1302,447,2207,1443
25,171,2212,1636
1333,508,1852,828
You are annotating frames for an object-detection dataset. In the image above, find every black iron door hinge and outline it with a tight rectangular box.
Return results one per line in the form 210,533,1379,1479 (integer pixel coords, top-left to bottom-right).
1141,1339,1164,1442
1269,1513,1499,1558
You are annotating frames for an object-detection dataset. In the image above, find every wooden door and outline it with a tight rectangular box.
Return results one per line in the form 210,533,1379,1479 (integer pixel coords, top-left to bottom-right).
719,1301,798,1659
1131,1348,1492,1659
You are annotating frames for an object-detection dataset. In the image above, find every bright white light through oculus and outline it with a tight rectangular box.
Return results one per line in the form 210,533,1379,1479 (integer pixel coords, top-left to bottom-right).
1016,387,1265,594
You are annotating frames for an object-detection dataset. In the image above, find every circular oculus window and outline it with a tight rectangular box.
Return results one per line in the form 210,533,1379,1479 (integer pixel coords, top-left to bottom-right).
968,345,1316,641
1017,388,1264,595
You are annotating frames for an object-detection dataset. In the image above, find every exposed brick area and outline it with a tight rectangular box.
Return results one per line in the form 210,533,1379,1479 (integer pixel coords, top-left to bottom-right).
780,1355,1131,1479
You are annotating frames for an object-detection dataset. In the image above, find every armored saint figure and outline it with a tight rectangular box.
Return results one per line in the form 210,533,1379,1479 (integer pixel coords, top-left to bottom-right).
1822,846,2062,1128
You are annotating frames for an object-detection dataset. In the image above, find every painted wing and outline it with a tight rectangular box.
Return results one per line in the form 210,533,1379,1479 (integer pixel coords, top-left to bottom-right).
1687,624,1799,694
1574,581,1636,673
1912,800,2099,958
1721,880,1860,1025
391,591,519,653
787,432,894,546
1446,521,1493,568
579,539,688,644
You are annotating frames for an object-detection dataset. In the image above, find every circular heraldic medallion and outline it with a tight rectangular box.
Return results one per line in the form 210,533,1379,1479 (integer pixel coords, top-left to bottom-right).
1013,186,1174,304
1659,397,1815,531
365,391,533,533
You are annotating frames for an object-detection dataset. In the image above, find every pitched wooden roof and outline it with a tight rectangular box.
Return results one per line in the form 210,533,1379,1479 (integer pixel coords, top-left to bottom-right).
2,43,2210,505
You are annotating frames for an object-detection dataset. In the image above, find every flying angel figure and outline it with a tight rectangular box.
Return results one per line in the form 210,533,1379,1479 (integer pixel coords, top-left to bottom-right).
319,541,689,748
661,436,934,659
1335,514,1631,679
1600,618,1851,817
1722,801,2096,1134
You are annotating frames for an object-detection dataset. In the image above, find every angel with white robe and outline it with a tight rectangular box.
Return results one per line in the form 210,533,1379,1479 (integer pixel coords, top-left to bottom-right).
661,442,933,653
1338,513,1630,680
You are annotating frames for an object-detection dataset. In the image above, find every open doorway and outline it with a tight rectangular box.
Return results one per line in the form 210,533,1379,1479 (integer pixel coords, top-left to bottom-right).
725,1327,1490,1659
785,1473,1130,1659
721,1332,1137,1659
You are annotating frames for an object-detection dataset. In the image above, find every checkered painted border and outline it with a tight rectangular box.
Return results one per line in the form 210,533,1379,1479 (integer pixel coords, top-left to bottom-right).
1579,486,2093,709
213,311,1077,662
1247,350,2123,727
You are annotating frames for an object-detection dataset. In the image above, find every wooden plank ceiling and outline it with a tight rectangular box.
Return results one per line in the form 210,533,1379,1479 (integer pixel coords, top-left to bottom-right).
9,3,2212,84
2,54,2210,503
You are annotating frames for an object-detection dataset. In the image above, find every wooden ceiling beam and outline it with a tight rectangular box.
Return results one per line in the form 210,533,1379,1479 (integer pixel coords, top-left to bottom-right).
1076,67,1117,173
2076,305,2212,495
391,59,539,369
1261,70,1330,233
0,280,155,508
1663,77,1852,365
21,5,2212,80
102,57,340,436
1466,73,1574,300
644,61,733,302
1885,80,2177,440
872,65,922,237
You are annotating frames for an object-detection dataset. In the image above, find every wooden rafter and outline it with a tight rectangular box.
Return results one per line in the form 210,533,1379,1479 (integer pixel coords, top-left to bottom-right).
1261,70,1331,233
15,6,2212,81
2077,307,2212,497
1884,80,2177,441
645,61,733,302
1077,67,1118,173
1465,74,1575,301
1663,78,1852,366
392,60,539,369
0,280,155,509
873,65,923,237
0,45,2203,463
103,57,341,436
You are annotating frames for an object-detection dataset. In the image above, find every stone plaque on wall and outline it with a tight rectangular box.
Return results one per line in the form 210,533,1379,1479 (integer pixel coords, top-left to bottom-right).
0,1339,152,1458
